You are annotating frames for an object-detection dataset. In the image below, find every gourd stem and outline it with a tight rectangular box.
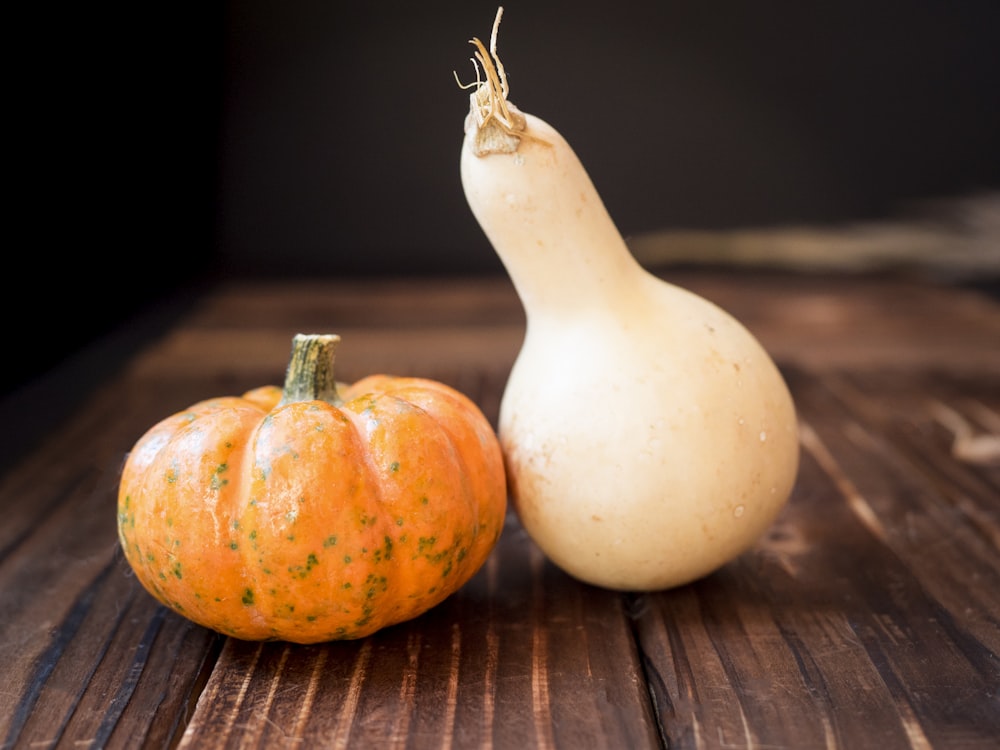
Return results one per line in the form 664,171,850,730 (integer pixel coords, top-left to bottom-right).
280,334,343,406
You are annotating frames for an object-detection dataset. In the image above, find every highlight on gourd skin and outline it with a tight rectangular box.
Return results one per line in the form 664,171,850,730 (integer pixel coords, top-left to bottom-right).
459,7,800,592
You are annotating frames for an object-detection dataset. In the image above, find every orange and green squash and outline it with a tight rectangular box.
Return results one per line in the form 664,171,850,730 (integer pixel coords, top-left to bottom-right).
117,333,507,643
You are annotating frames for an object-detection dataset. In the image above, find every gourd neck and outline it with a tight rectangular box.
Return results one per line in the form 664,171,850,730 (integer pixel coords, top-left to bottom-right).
497,234,647,320
459,10,648,319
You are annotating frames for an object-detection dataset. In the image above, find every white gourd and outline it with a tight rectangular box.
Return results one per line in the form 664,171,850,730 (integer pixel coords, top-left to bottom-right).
459,10,800,591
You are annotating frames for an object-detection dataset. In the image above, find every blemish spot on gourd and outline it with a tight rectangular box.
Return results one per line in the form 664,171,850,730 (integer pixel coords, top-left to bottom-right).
390,461,400,473
211,464,229,490
166,469,178,484
417,536,437,554
172,562,183,579
242,588,255,606
323,535,338,547
289,552,320,579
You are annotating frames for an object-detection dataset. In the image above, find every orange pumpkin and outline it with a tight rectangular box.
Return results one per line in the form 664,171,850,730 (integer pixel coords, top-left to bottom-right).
117,333,507,643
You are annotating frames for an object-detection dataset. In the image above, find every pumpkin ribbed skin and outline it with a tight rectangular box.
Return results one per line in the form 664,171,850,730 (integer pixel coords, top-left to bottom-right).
117,340,506,643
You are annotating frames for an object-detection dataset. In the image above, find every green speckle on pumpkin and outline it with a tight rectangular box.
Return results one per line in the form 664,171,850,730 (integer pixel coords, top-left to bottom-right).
418,536,437,553
289,553,320,579
390,461,400,473
229,541,238,550
211,476,229,491
323,535,338,548
166,469,178,484
172,562,183,579
344,555,352,564
420,496,429,505
242,588,255,606
395,517,404,526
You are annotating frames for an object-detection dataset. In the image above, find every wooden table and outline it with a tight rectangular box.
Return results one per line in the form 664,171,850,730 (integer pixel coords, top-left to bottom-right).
2,270,998,749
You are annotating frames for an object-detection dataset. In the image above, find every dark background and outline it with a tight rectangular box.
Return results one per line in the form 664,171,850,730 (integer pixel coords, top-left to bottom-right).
9,0,1000,395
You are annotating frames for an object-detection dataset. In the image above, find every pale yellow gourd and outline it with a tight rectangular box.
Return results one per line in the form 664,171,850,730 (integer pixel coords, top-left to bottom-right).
459,9,800,591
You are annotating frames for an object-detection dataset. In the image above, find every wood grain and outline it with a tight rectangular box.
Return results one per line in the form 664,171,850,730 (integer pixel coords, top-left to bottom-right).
1,271,997,749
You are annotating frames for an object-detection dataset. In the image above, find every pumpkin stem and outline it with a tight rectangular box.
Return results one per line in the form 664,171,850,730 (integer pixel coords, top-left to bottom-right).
280,334,344,406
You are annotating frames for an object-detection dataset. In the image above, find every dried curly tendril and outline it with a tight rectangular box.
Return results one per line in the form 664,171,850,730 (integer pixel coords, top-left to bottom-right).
458,7,544,156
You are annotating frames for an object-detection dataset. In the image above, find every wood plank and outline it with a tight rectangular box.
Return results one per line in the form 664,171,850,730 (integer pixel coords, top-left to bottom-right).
177,517,661,749
633,365,1000,748
2,272,998,749
0,372,225,749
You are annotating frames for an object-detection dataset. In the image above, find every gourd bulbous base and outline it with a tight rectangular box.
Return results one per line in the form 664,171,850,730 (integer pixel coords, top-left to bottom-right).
498,275,800,592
